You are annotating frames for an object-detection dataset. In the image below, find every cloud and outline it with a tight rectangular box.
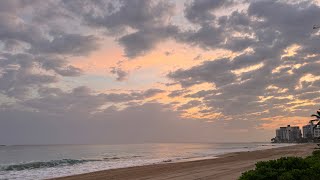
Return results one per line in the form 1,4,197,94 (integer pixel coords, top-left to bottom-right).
0,13,43,48
102,88,164,103
167,0,320,125
110,67,129,81
0,12,99,56
0,101,271,145
0,53,59,99
118,24,179,58
31,33,100,56
177,100,202,111
142,88,165,97
178,25,224,49
63,0,177,58
164,50,174,56
168,89,190,98
22,86,166,115
168,58,235,88
65,0,173,31
0,0,102,100
184,0,235,25
40,56,83,76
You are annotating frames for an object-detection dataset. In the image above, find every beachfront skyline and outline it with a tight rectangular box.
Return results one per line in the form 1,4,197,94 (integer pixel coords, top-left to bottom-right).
1,0,320,144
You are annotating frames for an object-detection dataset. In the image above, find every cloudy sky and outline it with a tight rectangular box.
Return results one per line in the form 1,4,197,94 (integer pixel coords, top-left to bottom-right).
1,0,320,145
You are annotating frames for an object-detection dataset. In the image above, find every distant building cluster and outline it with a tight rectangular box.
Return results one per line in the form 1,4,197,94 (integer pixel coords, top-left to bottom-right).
304,121,320,139
272,119,320,143
274,125,302,143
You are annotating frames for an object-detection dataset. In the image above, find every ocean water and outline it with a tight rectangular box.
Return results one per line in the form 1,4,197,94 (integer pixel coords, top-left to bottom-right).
0,143,294,180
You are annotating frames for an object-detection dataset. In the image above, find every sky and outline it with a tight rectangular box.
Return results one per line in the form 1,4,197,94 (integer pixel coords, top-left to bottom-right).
1,0,320,145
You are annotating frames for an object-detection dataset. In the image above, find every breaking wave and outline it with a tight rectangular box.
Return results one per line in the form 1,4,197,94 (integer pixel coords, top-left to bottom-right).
1,159,101,171
102,155,142,160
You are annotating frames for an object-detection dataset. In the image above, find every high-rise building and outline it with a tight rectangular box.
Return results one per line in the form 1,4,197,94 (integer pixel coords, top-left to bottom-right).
276,127,287,141
287,126,302,141
314,127,320,138
274,125,302,142
303,124,313,138
302,119,320,139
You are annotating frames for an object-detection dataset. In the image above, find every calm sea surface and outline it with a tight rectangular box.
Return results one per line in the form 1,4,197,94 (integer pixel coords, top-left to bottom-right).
0,143,294,180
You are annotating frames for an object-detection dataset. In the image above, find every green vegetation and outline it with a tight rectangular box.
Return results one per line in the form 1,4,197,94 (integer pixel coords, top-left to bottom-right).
239,150,320,180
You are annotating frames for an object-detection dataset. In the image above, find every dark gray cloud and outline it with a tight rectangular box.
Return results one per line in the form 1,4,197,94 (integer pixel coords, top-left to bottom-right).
31,33,100,56
62,0,177,58
168,89,190,98
175,0,249,51
118,25,179,57
110,67,129,81
248,0,319,41
40,56,83,76
0,13,43,48
225,37,255,52
184,0,234,25
0,53,59,99
142,88,165,97
168,58,235,88
178,25,224,49
0,7,98,57
23,86,166,114
103,88,166,102
177,100,202,111
64,0,173,31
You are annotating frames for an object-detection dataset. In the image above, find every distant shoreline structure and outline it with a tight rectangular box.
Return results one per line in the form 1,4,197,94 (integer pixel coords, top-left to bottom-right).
271,119,320,143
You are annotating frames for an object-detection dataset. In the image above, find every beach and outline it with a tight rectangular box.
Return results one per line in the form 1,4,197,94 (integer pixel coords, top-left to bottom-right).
53,144,316,180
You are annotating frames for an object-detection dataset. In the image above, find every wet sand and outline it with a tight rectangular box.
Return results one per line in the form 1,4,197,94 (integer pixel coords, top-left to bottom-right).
53,144,316,180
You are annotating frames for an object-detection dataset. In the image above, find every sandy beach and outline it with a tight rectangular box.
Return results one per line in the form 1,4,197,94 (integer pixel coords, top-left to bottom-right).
53,144,316,180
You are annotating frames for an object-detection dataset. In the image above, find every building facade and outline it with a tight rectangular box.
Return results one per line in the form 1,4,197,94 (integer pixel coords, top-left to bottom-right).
288,126,302,141
274,120,320,143
314,127,320,138
303,124,313,138
275,125,302,142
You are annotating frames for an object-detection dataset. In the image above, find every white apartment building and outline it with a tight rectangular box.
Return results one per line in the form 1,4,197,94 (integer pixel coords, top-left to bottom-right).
303,124,313,138
314,127,320,138
275,125,302,142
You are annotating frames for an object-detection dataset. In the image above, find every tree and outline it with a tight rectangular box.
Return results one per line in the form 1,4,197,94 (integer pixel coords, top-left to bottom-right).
310,109,320,119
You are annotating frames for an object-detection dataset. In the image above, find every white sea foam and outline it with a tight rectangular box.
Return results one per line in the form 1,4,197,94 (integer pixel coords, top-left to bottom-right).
0,158,167,180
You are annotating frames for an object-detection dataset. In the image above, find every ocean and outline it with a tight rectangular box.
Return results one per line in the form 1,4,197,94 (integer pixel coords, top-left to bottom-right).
0,143,294,180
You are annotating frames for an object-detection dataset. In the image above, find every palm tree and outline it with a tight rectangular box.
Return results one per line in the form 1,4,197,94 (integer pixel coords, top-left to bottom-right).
311,109,320,119
311,109,320,144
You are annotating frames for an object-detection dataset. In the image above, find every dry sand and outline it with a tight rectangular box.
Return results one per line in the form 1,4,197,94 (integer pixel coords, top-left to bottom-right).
53,144,316,180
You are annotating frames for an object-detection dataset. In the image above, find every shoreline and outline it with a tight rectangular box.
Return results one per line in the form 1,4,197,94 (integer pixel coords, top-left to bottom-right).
52,144,316,180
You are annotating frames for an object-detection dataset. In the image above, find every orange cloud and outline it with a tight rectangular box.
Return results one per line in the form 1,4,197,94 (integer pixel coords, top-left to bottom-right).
259,116,311,130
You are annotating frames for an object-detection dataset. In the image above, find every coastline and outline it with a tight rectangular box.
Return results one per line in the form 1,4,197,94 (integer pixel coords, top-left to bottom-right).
52,144,316,180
